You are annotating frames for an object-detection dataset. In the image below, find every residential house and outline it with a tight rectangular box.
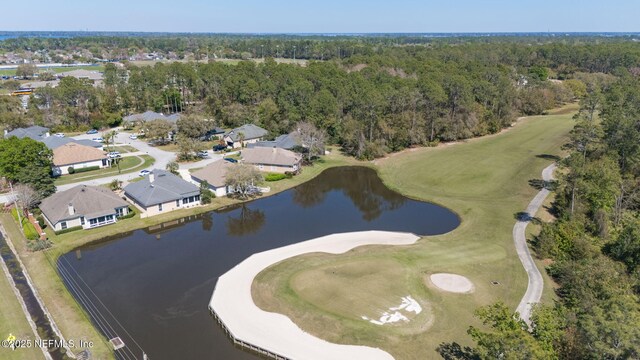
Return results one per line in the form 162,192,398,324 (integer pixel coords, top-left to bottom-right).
248,132,301,150
241,147,302,174
40,185,130,231
57,69,104,86
122,111,182,127
224,124,268,149
53,143,108,175
124,169,201,217
191,160,234,197
41,137,103,150
4,125,50,140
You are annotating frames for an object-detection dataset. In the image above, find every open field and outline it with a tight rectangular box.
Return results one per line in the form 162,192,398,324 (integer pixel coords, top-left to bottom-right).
252,106,576,359
54,155,154,186
0,65,104,76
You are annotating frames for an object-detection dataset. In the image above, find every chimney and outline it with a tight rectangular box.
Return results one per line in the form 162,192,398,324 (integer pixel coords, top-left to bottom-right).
149,171,155,183
68,203,75,215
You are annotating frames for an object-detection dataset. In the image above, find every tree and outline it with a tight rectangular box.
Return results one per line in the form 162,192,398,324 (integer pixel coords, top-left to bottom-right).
15,63,37,79
166,161,179,175
466,303,557,360
224,164,263,199
199,181,214,204
176,136,201,161
294,121,326,162
144,119,173,143
177,114,209,139
109,179,123,191
10,184,40,211
0,137,55,197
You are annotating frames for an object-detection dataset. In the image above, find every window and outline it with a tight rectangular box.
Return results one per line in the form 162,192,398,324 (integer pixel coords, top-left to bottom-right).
183,198,188,205
80,217,85,226
176,200,180,207
158,203,163,211
195,195,200,202
61,222,67,230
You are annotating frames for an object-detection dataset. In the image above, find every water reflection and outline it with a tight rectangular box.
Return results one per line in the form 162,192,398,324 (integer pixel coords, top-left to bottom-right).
59,166,459,360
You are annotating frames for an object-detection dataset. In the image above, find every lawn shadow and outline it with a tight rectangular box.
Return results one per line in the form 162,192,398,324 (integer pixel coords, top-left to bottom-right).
528,178,558,191
514,212,542,225
535,154,561,161
436,342,479,360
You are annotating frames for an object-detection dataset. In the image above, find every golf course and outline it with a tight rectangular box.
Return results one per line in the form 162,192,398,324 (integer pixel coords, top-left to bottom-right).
251,105,576,359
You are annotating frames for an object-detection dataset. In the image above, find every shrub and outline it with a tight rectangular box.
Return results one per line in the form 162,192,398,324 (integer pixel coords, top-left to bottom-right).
117,208,136,220
10,208,39,240
27,239,52,251
54,226,83,235
265,173,287,182
73,166,100,173
36,215,46,229
67,166,75,174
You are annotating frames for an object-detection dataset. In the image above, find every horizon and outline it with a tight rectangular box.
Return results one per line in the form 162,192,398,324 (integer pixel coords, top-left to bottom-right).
2,1,640,33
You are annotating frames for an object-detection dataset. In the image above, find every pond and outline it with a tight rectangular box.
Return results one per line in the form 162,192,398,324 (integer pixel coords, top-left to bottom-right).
58,166,459,360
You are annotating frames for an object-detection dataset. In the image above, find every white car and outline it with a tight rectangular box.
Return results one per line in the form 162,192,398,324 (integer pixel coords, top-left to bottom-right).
92,137,104,143
139,170,150,177
108,151,121,159
54,133,65,138
129,134,138,140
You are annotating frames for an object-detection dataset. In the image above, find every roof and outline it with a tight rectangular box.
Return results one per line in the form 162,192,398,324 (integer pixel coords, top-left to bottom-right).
41,137,102,150
53,143,106,166
58,69,104,81
40,185,128,224
241,147,301,167
122,111,181,124
20,80,59,89
225,124,268,142
249,132,300,150
191,160,234,188
5,126,49,140
124,169,200,207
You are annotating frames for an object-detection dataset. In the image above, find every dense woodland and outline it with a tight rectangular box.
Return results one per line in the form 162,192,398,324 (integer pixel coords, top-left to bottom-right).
441,74,640,360
3,37,637,159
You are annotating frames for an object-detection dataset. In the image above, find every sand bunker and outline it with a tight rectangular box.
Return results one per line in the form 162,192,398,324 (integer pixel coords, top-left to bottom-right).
361,296,422,325
430,273,474,293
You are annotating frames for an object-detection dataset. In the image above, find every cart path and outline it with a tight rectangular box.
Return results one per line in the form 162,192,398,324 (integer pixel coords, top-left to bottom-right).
514,163,556,325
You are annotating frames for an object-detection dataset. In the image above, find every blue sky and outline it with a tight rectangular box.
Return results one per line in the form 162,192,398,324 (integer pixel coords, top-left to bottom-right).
2,0,639,33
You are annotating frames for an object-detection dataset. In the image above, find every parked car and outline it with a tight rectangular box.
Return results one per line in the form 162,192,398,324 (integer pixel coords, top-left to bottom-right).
223,157,238,163
139,170,150,177
212,144,227,152
108,151,121,159
197,150,209,158
92,137,104,143
53,133,65,138
86,129,98,134
129,134,138,140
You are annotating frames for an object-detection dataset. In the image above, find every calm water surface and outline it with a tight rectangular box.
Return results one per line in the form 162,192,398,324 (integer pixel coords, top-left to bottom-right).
58,167,459,360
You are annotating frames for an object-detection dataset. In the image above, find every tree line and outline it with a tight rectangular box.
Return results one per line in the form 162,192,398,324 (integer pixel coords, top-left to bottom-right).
443,73,640,360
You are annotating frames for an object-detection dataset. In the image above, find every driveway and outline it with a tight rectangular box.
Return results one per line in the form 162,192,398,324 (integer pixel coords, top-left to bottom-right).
514,163,555,325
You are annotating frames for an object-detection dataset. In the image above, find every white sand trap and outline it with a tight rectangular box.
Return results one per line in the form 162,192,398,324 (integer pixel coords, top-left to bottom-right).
430,273,474,293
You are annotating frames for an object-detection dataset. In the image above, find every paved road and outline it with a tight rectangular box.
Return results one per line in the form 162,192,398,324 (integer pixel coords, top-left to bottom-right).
514,163,556,325
56,131,223,191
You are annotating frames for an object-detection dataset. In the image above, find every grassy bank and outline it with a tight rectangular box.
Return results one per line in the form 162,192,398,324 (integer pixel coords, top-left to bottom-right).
0,247,45,360
252,107,575,359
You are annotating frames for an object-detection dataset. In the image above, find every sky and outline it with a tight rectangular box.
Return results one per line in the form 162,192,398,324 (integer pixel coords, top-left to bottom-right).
2,0,639,33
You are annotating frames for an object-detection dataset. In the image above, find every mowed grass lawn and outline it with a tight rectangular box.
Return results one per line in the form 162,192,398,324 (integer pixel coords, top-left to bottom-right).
252,107,576,359
54,155,154,186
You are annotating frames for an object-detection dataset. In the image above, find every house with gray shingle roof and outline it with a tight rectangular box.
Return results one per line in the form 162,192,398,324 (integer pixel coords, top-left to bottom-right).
224,124,268,149
241,147,302,174
39,185,130,231
123,169,201,217
4,125,50,140
123,111,182,127
41,136,103,150
248,132,301,150
190,160,234,197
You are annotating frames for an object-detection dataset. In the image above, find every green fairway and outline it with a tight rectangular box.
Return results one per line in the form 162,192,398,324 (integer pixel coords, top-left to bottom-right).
252,106,576,359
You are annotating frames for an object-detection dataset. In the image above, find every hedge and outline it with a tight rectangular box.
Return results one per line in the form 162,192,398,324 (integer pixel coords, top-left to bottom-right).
10,208,40,240
73,166,100,173
265,173,287,182
54,226,83,235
